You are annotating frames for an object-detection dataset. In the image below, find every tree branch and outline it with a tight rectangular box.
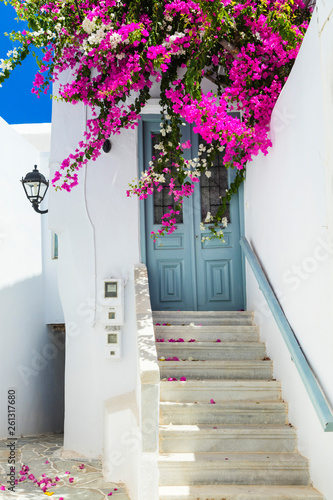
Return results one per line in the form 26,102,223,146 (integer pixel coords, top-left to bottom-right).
219,39,240,59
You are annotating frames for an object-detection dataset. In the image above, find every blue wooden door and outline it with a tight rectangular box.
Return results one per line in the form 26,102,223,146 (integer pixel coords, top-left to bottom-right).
140,116,244,311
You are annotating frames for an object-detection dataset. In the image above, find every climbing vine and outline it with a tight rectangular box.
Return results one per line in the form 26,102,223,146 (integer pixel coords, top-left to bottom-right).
0,0,313,238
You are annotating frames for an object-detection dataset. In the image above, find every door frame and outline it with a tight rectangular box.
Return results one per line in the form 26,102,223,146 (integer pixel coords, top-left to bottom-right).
137,113,247,310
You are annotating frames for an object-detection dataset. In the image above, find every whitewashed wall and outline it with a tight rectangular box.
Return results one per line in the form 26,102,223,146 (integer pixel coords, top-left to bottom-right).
49,80,141,474
11,122,64,324
244,3,333,499
0,118,64,438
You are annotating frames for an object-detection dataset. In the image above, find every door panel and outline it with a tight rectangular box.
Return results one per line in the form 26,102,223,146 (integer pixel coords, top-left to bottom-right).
143,119,197,310
140,116,244,311
191,128,244,311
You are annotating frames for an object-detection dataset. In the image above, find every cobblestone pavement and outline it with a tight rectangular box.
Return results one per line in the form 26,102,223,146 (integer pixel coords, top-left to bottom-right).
0,434,130,500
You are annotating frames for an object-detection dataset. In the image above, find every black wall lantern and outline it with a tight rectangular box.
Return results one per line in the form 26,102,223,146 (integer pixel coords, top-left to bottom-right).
21,165,49,214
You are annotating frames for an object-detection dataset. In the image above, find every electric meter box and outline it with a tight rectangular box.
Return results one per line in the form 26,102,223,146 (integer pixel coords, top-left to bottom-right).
105,328,122,359
101,279,124,326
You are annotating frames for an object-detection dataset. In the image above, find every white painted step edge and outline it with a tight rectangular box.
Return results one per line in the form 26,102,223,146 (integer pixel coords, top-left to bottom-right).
158,484,324,500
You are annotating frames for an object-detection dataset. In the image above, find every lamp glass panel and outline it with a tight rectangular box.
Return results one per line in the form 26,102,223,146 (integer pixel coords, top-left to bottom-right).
26,181,40,198
39,182,48,199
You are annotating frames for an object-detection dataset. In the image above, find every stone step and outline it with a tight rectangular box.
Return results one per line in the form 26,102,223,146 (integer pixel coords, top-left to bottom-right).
160,401,289,426
153,311,253,326
155,325,259,342
159,424,296,453
159,484,324,499
160,379,282,403
158,452,310,486
159,360,273,380
156,342,266,360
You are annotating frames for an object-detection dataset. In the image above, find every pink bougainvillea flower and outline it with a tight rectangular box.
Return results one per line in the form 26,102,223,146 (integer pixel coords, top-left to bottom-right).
108,493,113,496
177,338,185,342
0,485,5,491
210,399,216,404
65,471,70,474
172,356,179,361
216,339,221,343
45,460,50,464
156,323,160,326
79,464,85,469
3,0,311,241
189,339,196,342
114,488,118,491
69,477,74,483
168,377,177,381
28,474,35,480
180,376,186,381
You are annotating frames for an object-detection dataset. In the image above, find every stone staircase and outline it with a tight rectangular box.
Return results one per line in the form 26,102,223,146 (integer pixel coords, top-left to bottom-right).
153,311,324,500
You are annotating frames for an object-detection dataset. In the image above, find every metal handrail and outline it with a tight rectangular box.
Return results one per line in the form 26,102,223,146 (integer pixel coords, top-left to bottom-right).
240,236,333,432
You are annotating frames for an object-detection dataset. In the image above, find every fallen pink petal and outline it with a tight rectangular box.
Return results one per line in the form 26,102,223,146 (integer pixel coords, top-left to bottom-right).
180,376,186,381
168,377,177,381
216,339,221,343
69,477,74,483
0,485,5,491
210,399,216,404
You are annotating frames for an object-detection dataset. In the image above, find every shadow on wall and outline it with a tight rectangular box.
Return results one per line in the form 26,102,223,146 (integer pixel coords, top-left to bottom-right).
0,275,65,438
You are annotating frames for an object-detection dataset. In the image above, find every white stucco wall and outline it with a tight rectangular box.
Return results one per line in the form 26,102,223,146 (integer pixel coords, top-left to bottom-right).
10,122,64,324
244,3,333,498
49,80,141,466
0,118,64,438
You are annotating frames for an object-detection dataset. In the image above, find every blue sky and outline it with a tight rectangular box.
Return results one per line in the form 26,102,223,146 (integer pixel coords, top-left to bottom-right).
0,3,52,124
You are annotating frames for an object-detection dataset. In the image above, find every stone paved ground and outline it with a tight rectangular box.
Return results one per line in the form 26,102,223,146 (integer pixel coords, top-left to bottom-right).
0,434,130,500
